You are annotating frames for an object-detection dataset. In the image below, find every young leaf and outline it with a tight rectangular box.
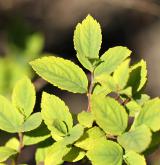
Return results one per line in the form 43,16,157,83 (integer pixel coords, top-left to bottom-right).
0,147,17,162
74,15,102,59
63,147,85,162
63,124,84,145
5,138,20,152
41,92,73,138
75,126,106,150
87,140,123,165
76,54,94,71
12,76,36,118
78,111,94,128
30,56,88,93
113,59,130,90
127,60,147,93
94,46,131,77
22,112,42,132
133,98,160,132
124,151,146,165
117,125,152,153
93,73,116,97
91,96,128,135
23,122,51,145
0,95,24,133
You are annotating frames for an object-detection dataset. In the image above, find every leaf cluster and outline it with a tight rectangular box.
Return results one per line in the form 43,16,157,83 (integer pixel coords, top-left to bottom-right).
0,15,160,165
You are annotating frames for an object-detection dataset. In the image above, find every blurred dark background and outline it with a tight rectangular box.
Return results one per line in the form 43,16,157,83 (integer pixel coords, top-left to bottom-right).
0,0,160,164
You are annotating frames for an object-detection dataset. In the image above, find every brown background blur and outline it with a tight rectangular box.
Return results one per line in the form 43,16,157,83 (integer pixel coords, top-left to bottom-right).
0,0,160,164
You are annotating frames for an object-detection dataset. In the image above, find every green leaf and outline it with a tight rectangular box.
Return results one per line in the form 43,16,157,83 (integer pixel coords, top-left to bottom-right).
22,112,42,132
0,147,17,162
63,147,85,162
95,46,131,77
30,56,88,93
41,92,73,139
91,96,128,135
74,15,102,59
5,138,19,152
78,111,94,128
87,140,123,165
124,151,146,165
45,140,71,165
117,125,151,153
12,76,36,118
23,122,51,145
113,59,130,90
127,60,147,93
133,98,160,132
0,95,24,133
75,126,106,150
126,100,142,117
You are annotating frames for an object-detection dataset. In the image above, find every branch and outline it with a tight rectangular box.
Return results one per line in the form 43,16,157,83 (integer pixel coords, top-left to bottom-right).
87,72,94,112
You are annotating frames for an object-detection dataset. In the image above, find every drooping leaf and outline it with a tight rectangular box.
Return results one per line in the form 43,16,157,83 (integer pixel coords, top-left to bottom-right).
126,100,142,117
22,112,42,132
0,95,24,133
30,56,88,93
127,60,147,93
63,147,85,162
41,92,73,139
0,147,17,162
117,125,152,153
12,76,36,118
94,46,131,77
75,126,106,150
124,151,146,165
78,111,94,128
23,122,51,145
87,140,123,165
133,98,160,132
113,59,130,90
91,96,128,135
74,15,102,60
5,138,19,152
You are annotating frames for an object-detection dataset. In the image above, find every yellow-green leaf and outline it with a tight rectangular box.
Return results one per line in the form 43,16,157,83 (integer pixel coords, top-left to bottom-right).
95,46,131,77
113,59,130,90
87,140,123,165
74,15,102,60
91,96,128,135
30,56,88,93
0,96,24,133
41,92,73,139
117,125,152,153
12,76,36,118
124,151,146,165
133,98,160,132
75,126,106,150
